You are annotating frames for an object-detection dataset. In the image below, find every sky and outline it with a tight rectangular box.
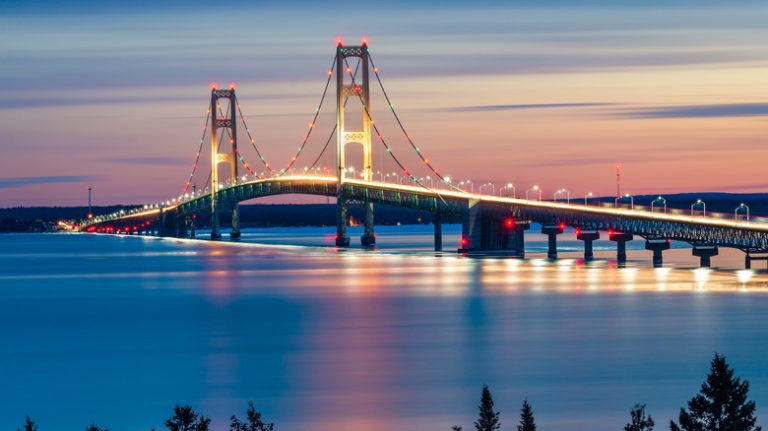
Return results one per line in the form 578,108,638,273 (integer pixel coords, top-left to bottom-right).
1,0,767,206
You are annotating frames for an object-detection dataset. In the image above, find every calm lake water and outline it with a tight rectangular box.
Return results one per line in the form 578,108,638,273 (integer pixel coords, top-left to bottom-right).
1,225,768,431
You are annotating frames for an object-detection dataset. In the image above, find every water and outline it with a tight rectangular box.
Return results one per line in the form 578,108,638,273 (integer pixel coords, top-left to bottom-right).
1,226,768,431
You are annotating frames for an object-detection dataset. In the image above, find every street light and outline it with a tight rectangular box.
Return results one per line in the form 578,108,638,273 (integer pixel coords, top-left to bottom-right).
735,203,750,221
615,193,634,209
584,192,593,206
691,199,706,216
479,182,495,195
525,185,541,201
554,188,570,204
651,196,667,213
500,183,515,198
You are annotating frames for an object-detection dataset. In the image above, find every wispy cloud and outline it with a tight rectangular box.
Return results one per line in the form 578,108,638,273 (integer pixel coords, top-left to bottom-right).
0,176,96,189
107,156,188,166
439,103,613,113
0,95,199,110
617,103,768,119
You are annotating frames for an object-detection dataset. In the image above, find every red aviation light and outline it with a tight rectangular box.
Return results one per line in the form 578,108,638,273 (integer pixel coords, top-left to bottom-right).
336,37,343,47
608,229,614,237
504,218,515,228
210,82,218,91
559,223,565,230
575,228,582,236
460,237,468,246
361,38,368,46
228,82,236,90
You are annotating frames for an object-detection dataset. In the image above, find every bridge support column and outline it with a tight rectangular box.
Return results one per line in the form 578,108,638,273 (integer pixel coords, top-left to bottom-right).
542,224,564,259
211,199,222,240
609,232,634,263
230,202,241,240
189,215,196,239
177,217,188,239
693,246,718,268
434,212,443,251
361,201,375,247
335,193,350,247
645,239,670,267
576,230,600,261
459,199,526,255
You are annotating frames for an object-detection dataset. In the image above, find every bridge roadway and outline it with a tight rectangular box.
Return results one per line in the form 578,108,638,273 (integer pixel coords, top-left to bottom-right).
79,175,768,268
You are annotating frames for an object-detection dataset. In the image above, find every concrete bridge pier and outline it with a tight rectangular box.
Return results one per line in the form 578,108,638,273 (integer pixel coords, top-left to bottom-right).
434,212,443,251
361,200,375,247
609,232,634,263
541,224,564,259
645,239,670,267
230,202,241,240
335,193,350,247
459,199,528,255
211,202,222,240
177,217,188,238
188,215,196,239
693,246,718,267
576,230,600,261
743,254,768,269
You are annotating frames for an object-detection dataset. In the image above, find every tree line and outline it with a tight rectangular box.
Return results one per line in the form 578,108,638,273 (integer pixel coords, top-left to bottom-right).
18,354,761,431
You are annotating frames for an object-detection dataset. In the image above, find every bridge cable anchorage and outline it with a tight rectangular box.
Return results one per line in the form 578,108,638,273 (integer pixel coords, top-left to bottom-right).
367,52,467,194
341,57,448,203
180,108,212,197
308,61,363,173
215,101,256,178
274,55,339,178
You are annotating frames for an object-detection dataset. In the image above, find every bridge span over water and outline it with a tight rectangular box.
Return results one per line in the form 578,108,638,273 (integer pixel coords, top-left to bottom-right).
79,175,768,269
76,40,768,269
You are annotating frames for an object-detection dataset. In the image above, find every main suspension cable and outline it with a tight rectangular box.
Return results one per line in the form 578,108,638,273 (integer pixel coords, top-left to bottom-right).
342,56,441,196
367,52,466,194
180,108,211,197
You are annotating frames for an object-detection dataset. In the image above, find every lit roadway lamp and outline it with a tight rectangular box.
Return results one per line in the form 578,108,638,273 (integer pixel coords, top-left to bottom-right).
425,176,434,187
554,188,570,204
584,192,593,206
525,185,541,201
736,203,750,221
500,183,515,198
651,196,667,213
691,199,706,216
479,182,495,195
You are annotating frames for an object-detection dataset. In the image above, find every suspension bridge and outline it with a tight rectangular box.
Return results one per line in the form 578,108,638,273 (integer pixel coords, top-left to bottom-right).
77,40,768,269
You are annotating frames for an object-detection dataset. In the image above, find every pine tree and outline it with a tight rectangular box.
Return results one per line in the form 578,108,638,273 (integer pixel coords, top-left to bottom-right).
164,405,211,431
19,416,37,431
451,426,463,431
230,401,275,431
474,385,501,431
625,404,654,431
518,399,536,431
85,424,110,431
670,353,762,431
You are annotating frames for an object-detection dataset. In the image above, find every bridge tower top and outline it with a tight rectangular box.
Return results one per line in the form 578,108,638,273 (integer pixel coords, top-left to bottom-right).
336,40,372,183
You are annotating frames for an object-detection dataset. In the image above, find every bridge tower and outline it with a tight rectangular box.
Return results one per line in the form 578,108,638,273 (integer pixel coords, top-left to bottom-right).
335,40,375,247
210,84,241,240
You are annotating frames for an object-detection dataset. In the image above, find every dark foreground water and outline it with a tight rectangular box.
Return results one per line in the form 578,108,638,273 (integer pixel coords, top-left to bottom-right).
1,225,768,431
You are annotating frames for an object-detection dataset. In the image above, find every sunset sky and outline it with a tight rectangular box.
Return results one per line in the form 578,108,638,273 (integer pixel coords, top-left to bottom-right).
1,1,766,206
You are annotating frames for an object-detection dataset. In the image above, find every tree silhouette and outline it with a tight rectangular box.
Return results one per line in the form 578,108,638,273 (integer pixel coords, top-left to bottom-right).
18,416,37,431
625,404,654,431
670,353,762,431
452,426,463,431
230,401,274,431
518,399,536,431
474,385,501,431
164,405,211,431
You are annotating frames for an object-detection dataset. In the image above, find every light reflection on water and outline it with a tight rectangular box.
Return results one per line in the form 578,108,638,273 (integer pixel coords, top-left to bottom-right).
0,228,768,431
